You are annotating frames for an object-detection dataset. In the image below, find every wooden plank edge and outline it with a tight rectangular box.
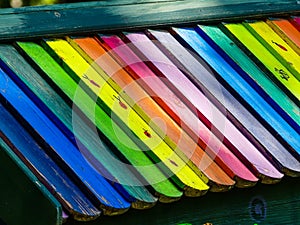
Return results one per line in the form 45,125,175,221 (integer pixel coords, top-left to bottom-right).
0,1,300,42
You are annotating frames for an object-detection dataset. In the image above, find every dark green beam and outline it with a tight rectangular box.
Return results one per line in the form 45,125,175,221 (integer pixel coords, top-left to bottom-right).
0,0,300,42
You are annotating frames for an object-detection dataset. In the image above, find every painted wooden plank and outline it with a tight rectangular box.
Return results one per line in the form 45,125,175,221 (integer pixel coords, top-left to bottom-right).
68,36,239,191
0,0,300,41
290,17,300,33
0,102,101,221
0,55,139,209
0,62,131,215
1,45,159,209
150,27,300,177
123,31,282,182
267,18,300,56
174,27,300,159
15,41,183,203
244,20,300,82
42,39,210,197
63,37,213,193
222,23,300,105
0,137,62,225
99,34,258,187
198,25,300,136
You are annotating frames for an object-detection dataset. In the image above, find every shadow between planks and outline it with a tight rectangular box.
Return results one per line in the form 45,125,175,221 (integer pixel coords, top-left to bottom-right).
66,176,300,225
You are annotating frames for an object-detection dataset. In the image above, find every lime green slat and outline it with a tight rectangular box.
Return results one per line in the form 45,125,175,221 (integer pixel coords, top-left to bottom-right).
245,21,300,82
17,41,183,201
223,23,300,104
200,24,300,126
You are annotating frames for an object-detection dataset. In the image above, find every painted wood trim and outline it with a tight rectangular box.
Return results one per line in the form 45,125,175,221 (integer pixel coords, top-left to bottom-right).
0,0,300,41
0,137,63,225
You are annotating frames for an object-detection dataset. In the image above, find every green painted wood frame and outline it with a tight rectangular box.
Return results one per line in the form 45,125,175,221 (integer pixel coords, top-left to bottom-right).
0,1,300,224
0,139,62,225
0,0,300,42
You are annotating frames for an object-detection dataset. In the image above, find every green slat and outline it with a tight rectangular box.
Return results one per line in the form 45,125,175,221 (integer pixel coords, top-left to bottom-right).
199,24,300,127
0,138,62,225
0,0,300,41
13,42,183,201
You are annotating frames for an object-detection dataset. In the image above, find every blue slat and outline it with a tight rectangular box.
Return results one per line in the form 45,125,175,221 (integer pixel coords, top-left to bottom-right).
194,25,300,134
173,27,300,157
0,44,156,206
0,66,131,213
0,103,101,220
147,29,300,174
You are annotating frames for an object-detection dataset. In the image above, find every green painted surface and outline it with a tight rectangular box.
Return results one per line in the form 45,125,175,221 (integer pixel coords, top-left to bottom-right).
15,41,183,199
66,177,300,225
200,24,300,126
222,23,300,104
0,0,300,41
0,138,62,225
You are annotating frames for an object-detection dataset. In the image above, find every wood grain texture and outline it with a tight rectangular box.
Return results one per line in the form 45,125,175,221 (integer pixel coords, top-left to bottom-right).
245,21,300,82
7,44,159,209
16,41,183,203
68,177,300,225
223,23,300,104
0,101,101,221
267,18,300,59
198,24,300,137
0,43,159,208
0,60,132,214
174,27,300,161
123,31,281,182
42,38,210,197
0,136,62,225
152,28,300,176
69,36,239,191
0,0,300,41
100,34,255,188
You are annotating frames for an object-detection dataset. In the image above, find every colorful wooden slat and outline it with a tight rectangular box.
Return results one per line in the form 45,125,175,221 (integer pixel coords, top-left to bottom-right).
15,41,183,203
198,25,300,136
1,0,300,42
68,36,240,190
1,44,159,208
100,34,257,187
0,62,132,215
267,18,300,56
1,44,159,209
0,46,141,207
174,27,300,159
123,31,282,182
244,21,300,82
290,17,300,33
42,39,210,197
0,101,101,221
222,23,300,105
0,137,62,225
150,28,300,177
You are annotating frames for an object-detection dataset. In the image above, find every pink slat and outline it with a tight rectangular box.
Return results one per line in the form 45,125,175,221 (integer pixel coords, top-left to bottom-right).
100,34,258,183
291,17,300,29
122,32,282,180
